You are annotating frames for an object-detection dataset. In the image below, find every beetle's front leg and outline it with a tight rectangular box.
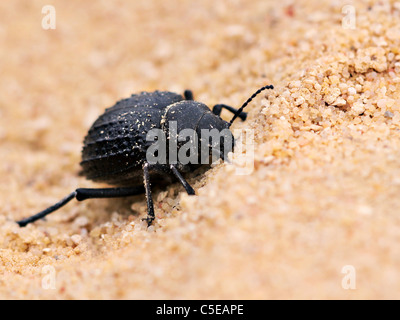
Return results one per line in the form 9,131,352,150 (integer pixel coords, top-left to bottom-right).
170,164,195,195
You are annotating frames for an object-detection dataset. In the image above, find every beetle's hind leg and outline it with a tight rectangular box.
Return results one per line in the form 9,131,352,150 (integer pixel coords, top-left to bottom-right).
17,163,189,228
17,191,77,227
212,104,247,121
16,186,145,227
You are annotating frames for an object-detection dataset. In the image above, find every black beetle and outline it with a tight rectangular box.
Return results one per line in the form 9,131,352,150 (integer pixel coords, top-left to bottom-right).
17,85,273,227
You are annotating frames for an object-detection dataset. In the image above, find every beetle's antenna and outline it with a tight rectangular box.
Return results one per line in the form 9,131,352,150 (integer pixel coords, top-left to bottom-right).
229,85,274,127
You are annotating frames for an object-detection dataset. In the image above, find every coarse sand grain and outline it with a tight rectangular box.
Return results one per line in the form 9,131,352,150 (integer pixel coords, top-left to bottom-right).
1,0,400,299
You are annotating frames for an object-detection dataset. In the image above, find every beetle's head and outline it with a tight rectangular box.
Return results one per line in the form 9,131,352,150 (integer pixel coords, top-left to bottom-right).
196,111,234,163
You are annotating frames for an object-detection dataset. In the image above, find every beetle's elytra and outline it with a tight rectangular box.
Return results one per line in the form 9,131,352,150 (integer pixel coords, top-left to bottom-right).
17,85,273,227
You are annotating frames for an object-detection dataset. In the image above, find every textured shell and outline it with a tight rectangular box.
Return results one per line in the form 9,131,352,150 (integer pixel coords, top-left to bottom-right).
80,91,184,185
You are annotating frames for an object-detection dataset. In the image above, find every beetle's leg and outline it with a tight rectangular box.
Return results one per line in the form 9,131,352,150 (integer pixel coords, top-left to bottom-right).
142,162,155,226
212,104,247,121
184,89,193,100
17,191,77,227
16,186,145,227
75,186,145,201
170,164,195,195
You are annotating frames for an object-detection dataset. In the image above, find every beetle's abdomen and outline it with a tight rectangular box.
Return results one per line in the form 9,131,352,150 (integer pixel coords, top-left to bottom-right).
81,107,161,184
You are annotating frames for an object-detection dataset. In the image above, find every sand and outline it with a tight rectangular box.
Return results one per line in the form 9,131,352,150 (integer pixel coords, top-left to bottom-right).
1,0,400,299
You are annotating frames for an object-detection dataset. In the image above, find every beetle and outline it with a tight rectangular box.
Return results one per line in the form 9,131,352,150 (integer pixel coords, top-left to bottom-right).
16,85,273,227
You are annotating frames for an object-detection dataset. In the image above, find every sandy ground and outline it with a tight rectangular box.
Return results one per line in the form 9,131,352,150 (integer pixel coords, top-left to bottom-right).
1,0,400,299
